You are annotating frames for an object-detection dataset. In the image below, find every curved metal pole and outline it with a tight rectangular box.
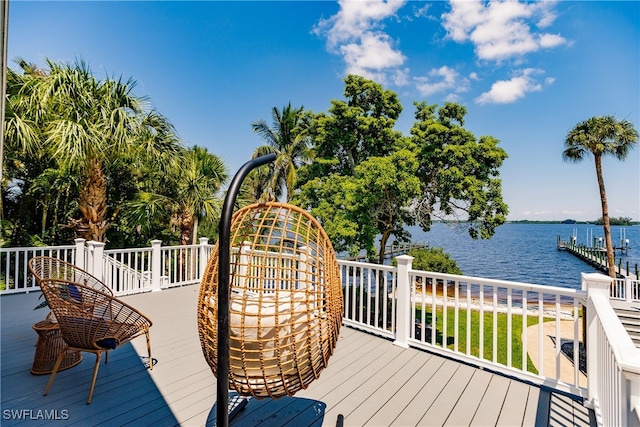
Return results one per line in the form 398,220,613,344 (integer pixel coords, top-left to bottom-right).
217,153,275,427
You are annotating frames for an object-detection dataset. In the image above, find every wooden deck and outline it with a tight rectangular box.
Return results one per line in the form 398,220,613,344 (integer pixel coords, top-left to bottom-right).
1,285,594,426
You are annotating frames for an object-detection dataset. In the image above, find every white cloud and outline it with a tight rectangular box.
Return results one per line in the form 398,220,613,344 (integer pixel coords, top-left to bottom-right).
413,3,433,19
340,32,406,78
538,33,565,49
314,0,565,104
442,0,567,62
415,66,465,97
475,68,547,104
391,68,411,86
313,0,407,82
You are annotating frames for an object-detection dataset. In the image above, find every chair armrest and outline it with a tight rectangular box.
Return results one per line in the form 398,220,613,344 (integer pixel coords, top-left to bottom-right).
42,281,152,350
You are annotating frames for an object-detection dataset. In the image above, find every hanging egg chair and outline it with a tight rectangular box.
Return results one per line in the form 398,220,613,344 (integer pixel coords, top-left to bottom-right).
197,202,343,399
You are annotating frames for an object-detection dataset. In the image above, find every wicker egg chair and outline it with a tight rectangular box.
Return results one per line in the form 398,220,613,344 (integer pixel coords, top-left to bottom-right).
197,202,343,399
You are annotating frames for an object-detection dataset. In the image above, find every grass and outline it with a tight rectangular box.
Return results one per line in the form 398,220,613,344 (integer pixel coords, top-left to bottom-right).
415,305,548,374
347,287,583,376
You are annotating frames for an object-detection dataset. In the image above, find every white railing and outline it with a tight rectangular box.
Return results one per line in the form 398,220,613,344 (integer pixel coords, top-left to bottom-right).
0,238,213,296
2,241,639,423
584,273,640,427
612,277,640,302
341,255,587,397
104,245,153,295
408,267,585,396
160,241,211,289
340,260,397,340
0,241,79,294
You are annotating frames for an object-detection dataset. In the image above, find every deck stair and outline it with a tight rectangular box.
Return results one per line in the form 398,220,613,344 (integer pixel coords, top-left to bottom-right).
613,305,640,348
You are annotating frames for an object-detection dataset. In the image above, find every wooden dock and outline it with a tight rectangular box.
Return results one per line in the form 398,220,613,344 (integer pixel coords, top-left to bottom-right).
558,239,638,279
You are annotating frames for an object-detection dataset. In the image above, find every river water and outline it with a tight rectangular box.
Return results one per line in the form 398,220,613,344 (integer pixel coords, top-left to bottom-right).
405,222,640,290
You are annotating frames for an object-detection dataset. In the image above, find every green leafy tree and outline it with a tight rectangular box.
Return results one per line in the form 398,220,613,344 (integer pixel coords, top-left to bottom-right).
3,62,63,245
3,59,182,243
120,146,228,246
251,103,311,202
296,75,508,264
401,247,462,275
410,101,509,239
563,115,638,277
295,75,410,263
172,146,228,245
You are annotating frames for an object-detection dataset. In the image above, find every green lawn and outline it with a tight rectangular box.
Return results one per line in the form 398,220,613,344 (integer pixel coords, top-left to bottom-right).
415,305,546,374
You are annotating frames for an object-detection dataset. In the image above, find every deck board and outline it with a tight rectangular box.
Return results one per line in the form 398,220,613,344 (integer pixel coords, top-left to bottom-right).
365,352,442,426
391,358,462,426
1,285,594,427
418,363,476,426
342,352,428,426
322,346,417,423
442,368,492,426
469,374,511,426
496,380,531,426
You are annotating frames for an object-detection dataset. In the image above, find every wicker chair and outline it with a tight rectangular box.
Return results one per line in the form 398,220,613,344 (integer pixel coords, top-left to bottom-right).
30,260,152,404
198,202,343,399
29,256,113,296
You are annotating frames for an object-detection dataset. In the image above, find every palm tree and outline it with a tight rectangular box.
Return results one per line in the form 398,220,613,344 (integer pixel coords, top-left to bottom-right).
251,103,311,202
172,146,228,245
5,59,182,242
121,146,228,246
563,115,638,278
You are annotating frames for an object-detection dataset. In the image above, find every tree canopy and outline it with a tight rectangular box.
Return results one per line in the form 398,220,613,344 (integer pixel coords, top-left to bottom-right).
295,75,508,263
394,247,463,275
2,59,227,248
250,103,311,202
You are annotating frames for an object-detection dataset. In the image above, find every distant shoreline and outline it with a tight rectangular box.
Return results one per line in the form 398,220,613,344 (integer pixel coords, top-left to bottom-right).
432,220,639,225
507,220,639,225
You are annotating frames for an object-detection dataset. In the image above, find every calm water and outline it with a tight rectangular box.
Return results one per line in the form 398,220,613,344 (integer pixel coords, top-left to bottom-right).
405,223,640,290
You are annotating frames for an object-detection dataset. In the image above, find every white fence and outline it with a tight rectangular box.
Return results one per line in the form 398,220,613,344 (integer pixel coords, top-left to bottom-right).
341,256,587,397
0,238,213,296
1,240,639,424
585,273,640,427
612,277,640,302
0,243,77,294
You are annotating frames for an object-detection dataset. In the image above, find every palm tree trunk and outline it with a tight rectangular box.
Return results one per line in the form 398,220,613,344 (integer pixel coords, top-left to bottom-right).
191,216,199,245
76,158,108,242
594,155,616,278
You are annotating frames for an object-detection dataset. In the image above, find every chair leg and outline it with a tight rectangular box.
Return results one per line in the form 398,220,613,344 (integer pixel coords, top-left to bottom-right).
87,352,102,404
43,346,68,396
146,330,152,370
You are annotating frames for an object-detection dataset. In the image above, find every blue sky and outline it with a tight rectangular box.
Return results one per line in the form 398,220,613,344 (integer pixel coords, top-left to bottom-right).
6,1,640,221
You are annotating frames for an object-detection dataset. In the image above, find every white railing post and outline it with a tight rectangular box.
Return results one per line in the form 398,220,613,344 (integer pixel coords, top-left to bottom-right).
583,272,613,409
625,278,633,303
151,240,163,292
88,241,105,282
394,255,413,349
238,241,251,290
199,237,209,280
74,238,86,269
298,245,308,290
85,240,95,276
